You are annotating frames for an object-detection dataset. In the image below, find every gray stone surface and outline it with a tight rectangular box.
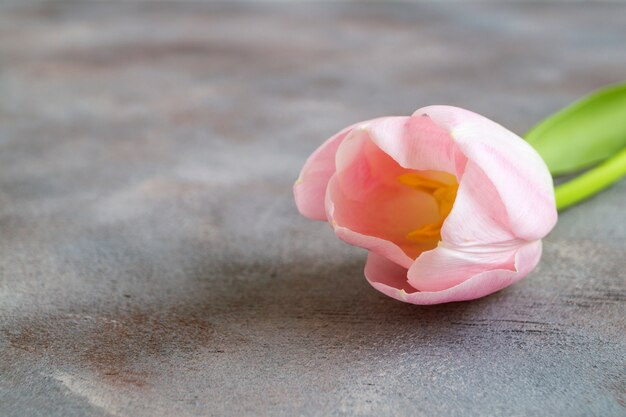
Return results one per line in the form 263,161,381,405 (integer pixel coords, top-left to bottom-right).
0,2,625,416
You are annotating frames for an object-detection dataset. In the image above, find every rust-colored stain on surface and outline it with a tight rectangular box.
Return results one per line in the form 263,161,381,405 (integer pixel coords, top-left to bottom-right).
6,309,215,388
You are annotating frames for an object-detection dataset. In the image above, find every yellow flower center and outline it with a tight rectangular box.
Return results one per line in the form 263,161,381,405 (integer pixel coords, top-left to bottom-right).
397,172,459,244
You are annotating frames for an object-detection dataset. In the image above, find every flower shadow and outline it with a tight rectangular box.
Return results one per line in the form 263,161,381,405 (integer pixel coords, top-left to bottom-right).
5,251,500,391
180,253,499,351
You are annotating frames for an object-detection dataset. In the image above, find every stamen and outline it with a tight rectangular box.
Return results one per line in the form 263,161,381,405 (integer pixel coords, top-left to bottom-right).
397,173,449,191
406,221,443,240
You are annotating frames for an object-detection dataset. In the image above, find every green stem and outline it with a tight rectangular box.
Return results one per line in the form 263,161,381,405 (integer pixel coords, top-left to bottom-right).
554,147,626,211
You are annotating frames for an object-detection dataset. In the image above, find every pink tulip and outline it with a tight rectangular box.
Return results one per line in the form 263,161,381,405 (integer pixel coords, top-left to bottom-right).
294,106,557,305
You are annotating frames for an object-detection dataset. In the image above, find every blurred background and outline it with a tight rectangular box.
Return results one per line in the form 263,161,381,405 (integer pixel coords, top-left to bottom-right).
1,2,625,417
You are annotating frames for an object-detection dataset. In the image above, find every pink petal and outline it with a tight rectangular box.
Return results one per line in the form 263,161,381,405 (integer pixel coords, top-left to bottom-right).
326,175,415,269
440,161,514,247
293,123,359,220
364,116,467,177
414,105,557,241
365,240,542,305
406,240,520,292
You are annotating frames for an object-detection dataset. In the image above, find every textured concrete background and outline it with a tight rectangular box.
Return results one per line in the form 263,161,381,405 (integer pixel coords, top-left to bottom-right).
0,2,625,416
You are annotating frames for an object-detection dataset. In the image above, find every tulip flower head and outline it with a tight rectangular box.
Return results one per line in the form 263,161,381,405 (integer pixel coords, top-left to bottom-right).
294,106,557,305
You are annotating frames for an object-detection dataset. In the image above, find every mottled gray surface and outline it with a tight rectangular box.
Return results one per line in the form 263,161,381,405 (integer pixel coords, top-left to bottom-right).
0,2,625,417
